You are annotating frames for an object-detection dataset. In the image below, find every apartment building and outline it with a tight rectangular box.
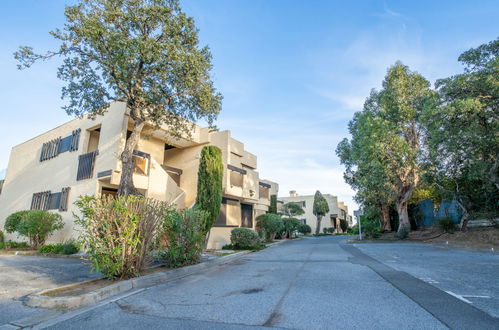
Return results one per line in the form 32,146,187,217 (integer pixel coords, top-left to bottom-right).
278,190,351,234
0,102,278,249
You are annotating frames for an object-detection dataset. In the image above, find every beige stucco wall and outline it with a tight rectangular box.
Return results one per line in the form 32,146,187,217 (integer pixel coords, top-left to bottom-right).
0,103,128,243
279,193,344,234
0,101,279,250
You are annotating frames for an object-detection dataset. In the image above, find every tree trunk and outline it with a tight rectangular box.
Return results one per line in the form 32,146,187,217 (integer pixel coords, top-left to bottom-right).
204,230,211,250
456,198,470,232
396,201,410,234
315,216,322,235
118,118,145,196
381,204,391,231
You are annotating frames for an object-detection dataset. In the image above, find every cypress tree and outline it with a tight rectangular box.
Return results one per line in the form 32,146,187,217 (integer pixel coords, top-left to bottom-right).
196,146,224,238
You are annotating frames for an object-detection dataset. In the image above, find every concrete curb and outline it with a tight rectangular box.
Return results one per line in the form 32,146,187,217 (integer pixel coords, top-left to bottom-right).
24,250,251,311
0,250,84,259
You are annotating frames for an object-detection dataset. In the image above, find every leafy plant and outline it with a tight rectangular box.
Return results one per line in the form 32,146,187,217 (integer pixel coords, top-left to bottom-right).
4,210,64,248
283,217,300,238
0,230,4,243
282,203,305,217
230,228,261,249
38,240,80,255
297,224,311,235
2,241,29,249
256,213,284,242
437,216,457,232
340,219,349,233
160,208,206,268
222,244,265,251
75,195,169,279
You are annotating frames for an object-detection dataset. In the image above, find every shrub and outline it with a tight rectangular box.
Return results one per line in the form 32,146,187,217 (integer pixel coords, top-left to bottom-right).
340,219,349,233
4,210,64,248
283,218,300,238
297,224,311,235
75,195,169,279
0,242,3,249
230,228,261,249
396,227,409,239
0,230,4,243
160,208,206,268
38,240,80,255
222,243,265,251
3,241,28,249
437,216,456,232
363,221,381,239
256,213,284,241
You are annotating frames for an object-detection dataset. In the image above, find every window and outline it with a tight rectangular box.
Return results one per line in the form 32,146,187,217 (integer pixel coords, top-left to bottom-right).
132,150,150,176
31,187,70,211
40,129,80,162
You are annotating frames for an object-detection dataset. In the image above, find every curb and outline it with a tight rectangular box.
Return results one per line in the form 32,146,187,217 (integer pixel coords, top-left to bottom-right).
0,250,84,259
24,250,251,311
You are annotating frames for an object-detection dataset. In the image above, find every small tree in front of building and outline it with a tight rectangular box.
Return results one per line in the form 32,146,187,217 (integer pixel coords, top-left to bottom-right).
282,202,305,218
15,0,222,196
268,195,278,214
4,210,64,249
313,191,329,235
196,146,223,247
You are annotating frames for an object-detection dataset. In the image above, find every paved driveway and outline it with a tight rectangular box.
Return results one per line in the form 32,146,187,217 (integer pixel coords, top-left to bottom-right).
39,236,499,330
3,238,499,329
0,255,100,326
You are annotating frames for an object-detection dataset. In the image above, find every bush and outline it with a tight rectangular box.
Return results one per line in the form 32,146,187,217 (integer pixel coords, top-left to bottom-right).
283,218,300,238
4,210,64,248
396,227,409,239
340,219,349,233
1,241,28,249
437,216,456,232
75,195,169,279
363,221,381,239
0,230,4,243
160,208,206,268
230,228,260,249
38,240,80,255
297,224,311,235
222,243,265,251
256,213,284,242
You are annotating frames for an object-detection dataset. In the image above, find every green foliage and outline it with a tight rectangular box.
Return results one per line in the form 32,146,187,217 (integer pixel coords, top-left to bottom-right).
283,217,301,238
160,208,206,268
395,227,409,239
424,39,499,221
15,0,222,196
269,195,278,214
0,230,4,243
38,241,80,255
339,219,349,233
313,191,329,217
437,217,457,232
297,224,311,235
4,210,64,248
283,203,305,217
1,241,29,249
313,191,329,235
196,146,223,237
75,195,169,279
230,228,261,249
256,213,284,242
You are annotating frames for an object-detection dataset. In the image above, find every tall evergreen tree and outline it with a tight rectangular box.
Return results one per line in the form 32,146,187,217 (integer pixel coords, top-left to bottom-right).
196,146,223,243
313,191,329,235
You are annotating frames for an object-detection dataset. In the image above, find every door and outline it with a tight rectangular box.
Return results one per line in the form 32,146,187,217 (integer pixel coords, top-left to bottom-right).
241,203,253,228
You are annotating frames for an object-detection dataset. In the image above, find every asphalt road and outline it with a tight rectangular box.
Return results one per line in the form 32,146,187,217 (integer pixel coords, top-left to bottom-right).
0,254,99,326
24,236,496,330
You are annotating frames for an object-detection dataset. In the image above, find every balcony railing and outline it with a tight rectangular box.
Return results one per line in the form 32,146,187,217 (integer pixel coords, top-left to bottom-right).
77,150,98,181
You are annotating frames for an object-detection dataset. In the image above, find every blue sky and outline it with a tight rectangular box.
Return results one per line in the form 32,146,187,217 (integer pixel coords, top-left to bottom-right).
0,1,498,212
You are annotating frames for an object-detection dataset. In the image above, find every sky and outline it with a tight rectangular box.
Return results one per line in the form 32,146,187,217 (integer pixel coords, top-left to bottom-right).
0,1,498,214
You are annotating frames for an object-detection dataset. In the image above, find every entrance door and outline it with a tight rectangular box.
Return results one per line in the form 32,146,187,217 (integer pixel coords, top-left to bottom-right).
241,204,253,228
